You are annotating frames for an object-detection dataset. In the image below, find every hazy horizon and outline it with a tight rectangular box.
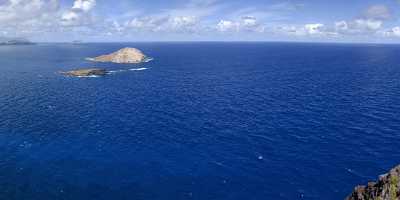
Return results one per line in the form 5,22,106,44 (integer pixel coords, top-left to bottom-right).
22,40,400,45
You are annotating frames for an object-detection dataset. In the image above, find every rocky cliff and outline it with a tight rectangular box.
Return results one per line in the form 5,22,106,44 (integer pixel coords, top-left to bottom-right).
346,165,400,200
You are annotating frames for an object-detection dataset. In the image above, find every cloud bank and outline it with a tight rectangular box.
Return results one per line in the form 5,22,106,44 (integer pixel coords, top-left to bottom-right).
0,0,399,42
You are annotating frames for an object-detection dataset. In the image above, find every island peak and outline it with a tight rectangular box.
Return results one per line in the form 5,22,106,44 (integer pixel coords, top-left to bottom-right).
88,47,148,64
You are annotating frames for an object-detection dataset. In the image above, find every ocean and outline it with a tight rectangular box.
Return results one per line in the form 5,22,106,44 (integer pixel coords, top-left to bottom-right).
0,42,399,200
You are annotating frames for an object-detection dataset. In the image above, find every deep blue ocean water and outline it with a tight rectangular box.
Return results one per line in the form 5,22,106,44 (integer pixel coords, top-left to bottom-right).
0,42,399,200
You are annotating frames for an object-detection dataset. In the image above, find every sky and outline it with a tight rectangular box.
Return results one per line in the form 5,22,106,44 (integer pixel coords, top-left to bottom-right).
1,0,400,42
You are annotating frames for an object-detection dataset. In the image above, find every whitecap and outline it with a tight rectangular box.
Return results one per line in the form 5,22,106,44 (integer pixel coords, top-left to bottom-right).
144,57,154,62
76,75,102,78
107,69,126,74
129,68,148,71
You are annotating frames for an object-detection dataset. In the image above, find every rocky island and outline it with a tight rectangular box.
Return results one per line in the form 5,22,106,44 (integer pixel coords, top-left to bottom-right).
346,165,400,200
87,47,148,64
61,48,150,77
61,68,107,77
0,37,35,45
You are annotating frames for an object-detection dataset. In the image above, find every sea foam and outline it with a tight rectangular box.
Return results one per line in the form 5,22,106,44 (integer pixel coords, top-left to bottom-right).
76,75,102,78
129,68,148,71
144,57,154,63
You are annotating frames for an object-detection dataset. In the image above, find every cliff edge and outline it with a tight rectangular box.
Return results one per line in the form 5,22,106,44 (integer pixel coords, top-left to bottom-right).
346,165,400,200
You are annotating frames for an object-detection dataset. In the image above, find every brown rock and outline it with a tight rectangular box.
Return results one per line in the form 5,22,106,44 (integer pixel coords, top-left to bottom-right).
61,68,107,77
346,165,400,200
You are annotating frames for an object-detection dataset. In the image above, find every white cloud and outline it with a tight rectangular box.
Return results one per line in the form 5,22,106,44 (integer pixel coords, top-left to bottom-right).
242,16,257,27
72,0,96,12
0,0,397,42
331,5,388,37
305,23,324,35
0,0,60,37
171,16,197,26
124,15,199,33
353,19,382,31
170,16,198,32
335,21,348,32
335,19,383,35
125,16,168,32
126,18,147,29
162,0,223,20
383,27,400,37
61,11,79,22
391,27,400,37
61,0,96,26
241,16,265,32
217,20,238,32
121,0,219,34
0,0,59,23
363,5,391,20
274,23,341,38
216,16,264,33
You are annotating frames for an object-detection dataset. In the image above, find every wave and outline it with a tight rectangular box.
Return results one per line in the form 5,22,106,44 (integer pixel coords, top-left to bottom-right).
144,57,154,63
129,68,147,71
107,68,148,74
107,69,126,74
75,75,102,78
85,57,95,61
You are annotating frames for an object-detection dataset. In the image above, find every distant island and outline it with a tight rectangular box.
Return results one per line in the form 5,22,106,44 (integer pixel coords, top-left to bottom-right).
61,68,107,77
62,47,150,77
346,164,400,200
87,47,148,64
72,40,83,45
0,37,35,45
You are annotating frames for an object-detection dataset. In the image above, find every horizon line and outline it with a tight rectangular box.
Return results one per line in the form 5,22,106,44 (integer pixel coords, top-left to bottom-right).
32,40,400,45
